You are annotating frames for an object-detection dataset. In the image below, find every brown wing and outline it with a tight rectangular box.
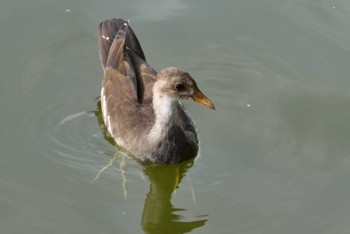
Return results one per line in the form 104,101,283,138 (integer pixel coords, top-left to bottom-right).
99,18,157,104
99,19,158,145
101,38,139,141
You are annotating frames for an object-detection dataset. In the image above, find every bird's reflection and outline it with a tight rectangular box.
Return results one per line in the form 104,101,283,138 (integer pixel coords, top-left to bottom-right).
95,101,207,233
141,162,207,234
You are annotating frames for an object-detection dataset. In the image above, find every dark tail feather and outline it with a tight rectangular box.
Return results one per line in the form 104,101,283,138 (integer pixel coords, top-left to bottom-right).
98,18,145,68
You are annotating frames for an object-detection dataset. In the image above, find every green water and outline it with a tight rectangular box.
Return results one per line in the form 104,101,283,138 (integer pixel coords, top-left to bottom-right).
2,0,350,233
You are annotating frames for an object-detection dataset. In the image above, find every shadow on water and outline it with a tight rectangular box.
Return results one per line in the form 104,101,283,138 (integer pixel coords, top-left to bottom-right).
95,100,207,233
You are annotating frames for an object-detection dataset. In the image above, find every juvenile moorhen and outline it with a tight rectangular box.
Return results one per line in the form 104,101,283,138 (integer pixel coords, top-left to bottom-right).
98,18,215,164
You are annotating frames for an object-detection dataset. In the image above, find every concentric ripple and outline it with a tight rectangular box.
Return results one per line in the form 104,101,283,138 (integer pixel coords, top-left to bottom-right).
26,93,143,180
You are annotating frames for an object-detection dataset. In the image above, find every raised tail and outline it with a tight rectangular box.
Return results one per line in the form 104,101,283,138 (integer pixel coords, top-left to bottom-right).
98,18,145,68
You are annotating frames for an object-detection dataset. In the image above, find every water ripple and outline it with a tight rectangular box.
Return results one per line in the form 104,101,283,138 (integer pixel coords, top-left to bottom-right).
27,94,143,180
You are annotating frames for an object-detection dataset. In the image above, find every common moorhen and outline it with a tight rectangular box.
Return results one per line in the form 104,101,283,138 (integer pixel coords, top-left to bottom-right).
98,18,215,164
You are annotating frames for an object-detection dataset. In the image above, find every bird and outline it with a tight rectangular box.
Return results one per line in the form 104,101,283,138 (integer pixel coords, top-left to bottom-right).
98,18,215,164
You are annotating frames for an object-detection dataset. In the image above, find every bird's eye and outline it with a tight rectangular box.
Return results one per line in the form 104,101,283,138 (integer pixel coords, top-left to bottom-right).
175,83,185,91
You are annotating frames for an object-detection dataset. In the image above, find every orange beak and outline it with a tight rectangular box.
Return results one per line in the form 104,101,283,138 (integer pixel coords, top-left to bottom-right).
192,88,216,110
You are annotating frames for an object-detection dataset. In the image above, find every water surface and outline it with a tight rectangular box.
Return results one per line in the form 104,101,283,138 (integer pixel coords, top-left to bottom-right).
2,0,350,233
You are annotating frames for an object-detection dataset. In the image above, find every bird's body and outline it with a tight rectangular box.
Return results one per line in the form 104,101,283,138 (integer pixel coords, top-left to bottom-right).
98,18,214,164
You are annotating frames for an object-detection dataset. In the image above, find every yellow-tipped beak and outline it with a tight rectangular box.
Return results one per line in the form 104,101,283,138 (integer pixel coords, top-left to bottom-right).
192,89,216,110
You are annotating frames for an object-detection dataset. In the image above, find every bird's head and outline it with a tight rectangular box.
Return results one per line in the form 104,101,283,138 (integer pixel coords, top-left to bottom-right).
156,67,215,110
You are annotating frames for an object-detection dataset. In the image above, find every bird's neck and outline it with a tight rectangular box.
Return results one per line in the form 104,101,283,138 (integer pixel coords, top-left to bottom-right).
147,91,177,143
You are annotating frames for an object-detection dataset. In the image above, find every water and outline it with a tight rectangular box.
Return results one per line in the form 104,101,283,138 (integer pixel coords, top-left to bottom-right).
2,0,350,233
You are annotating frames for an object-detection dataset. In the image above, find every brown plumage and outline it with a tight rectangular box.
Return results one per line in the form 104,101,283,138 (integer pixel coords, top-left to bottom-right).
98,18,215,164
